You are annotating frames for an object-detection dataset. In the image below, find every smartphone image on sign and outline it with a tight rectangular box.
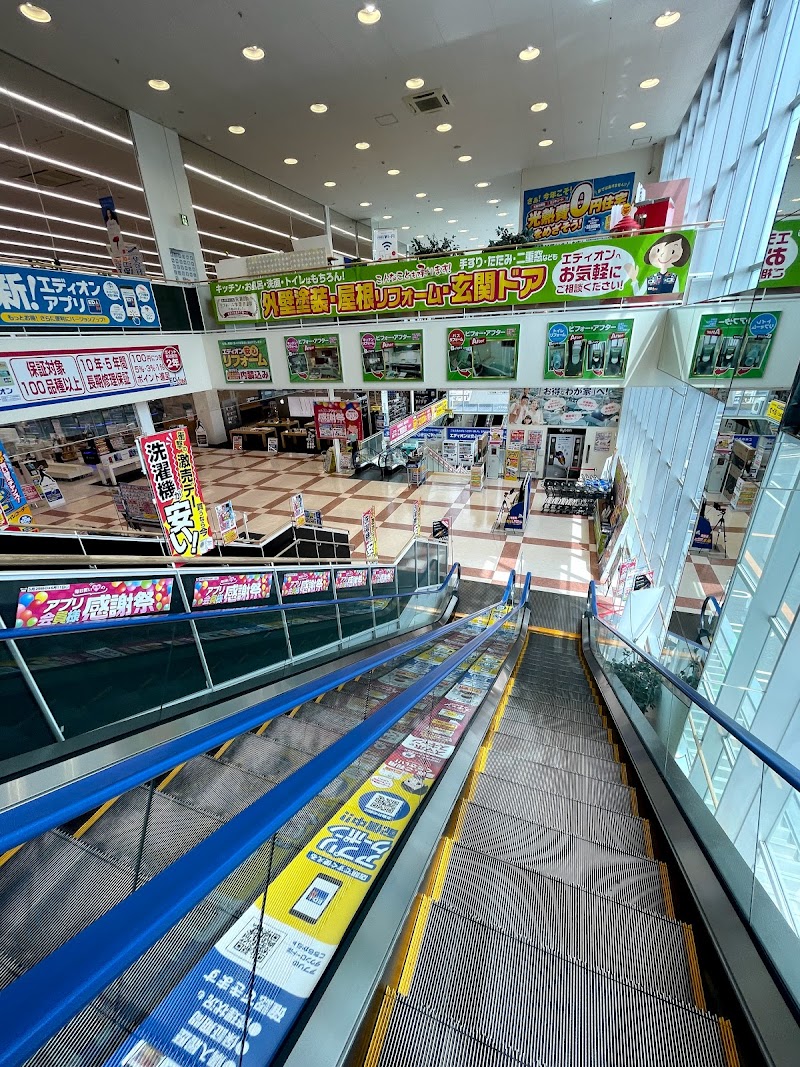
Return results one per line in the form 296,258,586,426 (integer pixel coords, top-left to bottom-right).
289,874,343,924
121,286,141,323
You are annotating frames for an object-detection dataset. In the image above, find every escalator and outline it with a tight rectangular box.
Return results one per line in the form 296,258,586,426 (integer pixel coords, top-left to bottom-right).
0,583,525,1066
361,630,739,1066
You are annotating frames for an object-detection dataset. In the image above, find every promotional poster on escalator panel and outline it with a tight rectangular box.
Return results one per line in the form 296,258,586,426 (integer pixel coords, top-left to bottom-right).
280,571,330,597
15,578,173,627
191,574,272,609
99,639,505,1067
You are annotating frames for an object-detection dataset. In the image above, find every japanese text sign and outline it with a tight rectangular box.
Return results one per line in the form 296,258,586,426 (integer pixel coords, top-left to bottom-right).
689,312,780,380
760,220,800,288
285,334,342,383
214,501,237,544
384,397,447,444
448,324,519,380
209,230,695,324
280,571,330,597
139,428,213,557
191,573,272,609
371,567,395,584
218,337,272,383
335,569,368,590
0,345,187,413
0,267,159,328
313,401,363,442
360,329,424,382
362,508,379,562
545,319,633,380
523,172,635,242
0,441,34,529
16,578,173,628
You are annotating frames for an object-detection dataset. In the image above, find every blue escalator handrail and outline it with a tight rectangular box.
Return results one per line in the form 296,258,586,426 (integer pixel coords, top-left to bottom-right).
585,581,800,795
0,573,529,1067
0,567,511,856
0,563,463,642
701,593,722,617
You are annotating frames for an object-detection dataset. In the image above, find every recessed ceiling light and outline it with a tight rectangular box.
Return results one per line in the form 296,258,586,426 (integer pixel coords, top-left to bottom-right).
355,141,370,150
358,3,381,25
18,3,50,22
310,103,328,114
640,77,660,89
792,198,800,203
519,46,540,61
382,214,392,219
415,234,425,239
433,207,443,212
436,123,452,133
475,181,490,188
406,77,425,89
387,168,400,175
447,218,458,223
458,229,468,233
324,181,337,187
415,192,427,199
228,125,246,135
242,45,265,61
538,139,553,147
655,10,680,27
487,198,500,204
360,201,372,207
401,225,410,230
630,121,647,130
284,157,298,165
530,101,548,112
497,212,508,217
148,79,171,91
457,155,472,162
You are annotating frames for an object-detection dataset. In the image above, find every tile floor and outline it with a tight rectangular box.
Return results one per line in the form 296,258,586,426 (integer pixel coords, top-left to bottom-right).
674,505,749,612
29,449,598,597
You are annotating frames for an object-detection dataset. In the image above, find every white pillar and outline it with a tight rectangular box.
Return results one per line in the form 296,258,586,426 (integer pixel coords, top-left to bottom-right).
128,111,206,282
134,400,155,436
192,390,227,446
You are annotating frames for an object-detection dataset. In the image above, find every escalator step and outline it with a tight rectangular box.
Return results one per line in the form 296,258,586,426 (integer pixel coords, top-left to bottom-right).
255,715,341,756
215,732,309,784
495,718,613,760
457,803,666,914
160,754,274,821
489,734,624,784
504,699,600,724
437,844,692,1002
471,775,648,857
397,908,728,1067
499,707,608,741
482,752,634,813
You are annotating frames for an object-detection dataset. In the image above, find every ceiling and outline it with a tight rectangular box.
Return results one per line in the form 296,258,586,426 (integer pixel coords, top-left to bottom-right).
1,0,740,255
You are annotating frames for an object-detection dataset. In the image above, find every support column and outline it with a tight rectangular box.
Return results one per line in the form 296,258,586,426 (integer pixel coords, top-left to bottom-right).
192,391,227,446
134,400,155,436
128,111,206,283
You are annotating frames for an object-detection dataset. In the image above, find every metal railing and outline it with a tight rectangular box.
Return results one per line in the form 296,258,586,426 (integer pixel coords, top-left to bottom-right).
0,571,528,1066
585,580,800,1014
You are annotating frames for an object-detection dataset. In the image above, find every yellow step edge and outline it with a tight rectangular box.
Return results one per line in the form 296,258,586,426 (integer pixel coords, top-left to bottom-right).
72,796,119,840
719,1018,741,1067
659,862,676,919
446,798,469,841
397,895,433,996
157,763,185,792
214,737,236,758
422,836,450,897
619,763,629,787
629,788,639,818
288,705,301,718
385,890,427,991
363,988,397,1067
429,836,455,900
681,923,707,1012
528,625,579,639
0,844,24,870
255,720,271,735
642,818,655,860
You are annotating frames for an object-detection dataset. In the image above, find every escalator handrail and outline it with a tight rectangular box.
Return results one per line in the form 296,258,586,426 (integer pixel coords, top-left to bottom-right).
586,580,800,794
0,573,529,1067
0,568,512,854
701,593,722,617
0,563,462,642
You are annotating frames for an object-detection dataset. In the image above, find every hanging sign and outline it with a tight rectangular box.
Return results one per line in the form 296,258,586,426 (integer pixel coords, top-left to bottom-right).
16,577,173,628
362,507,379,561
360,329,424,382
0,442,35,530
138,427,213,557
689,312,780,379
313,401,364,441
285,334,342,383
209,230,696,323
218,338,272,383
544,319,633,379
760,219,800,287
765,399,786,425
372,227,398,261
412,499,421,538
522,172,635,242
0,265,159,327
447,324,519,381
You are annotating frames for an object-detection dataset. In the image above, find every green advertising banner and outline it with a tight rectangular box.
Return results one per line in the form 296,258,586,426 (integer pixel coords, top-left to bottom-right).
359,328,423,382
210,230,695,324
447,324,519,380
285,333,342,383
760,219,800,288
544,318,633,380
218,337,271,384
689,311,781,380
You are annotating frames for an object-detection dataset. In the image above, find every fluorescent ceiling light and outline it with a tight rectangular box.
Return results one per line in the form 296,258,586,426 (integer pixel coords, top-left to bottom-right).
497,212,508,217
359,201,372,207
415,192,427,199
457,155,472,162
242,45,265,60
196,228,274,253
0,236,157,262
0,176,150,220
538,139,553,147
436,123,452,133
530,101,548,112
0,222,106,247
518,46,540,61
358,4,381,25
0,202,154,240
382,214,392,219
190,203,289,241
630,121,647,130
401,225,410,230
387,168,400,175
640,78,660,89
0,86,133,145
355,141,370,150
228,125,246,135
406,78,424,90
487,198,500,204
447,218,457,223
0,140,143,191
415,235,424,239
185,163,325,226
458,229,468,233
148,79,170,92
310,103,328,113
655,10,680,27
18,4,51,23
475,181,490,188
433,207,443,212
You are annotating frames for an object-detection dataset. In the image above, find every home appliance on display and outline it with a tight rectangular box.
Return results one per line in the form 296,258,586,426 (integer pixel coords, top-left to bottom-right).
740,337,769,373
387,344,422,377
692,335,719,376
716,335,742,373
547,341,566,374
588,342,605,373
606,337,625,375
565,337,585,377
544,428,585,480
706,453,729,495
288,352,309,377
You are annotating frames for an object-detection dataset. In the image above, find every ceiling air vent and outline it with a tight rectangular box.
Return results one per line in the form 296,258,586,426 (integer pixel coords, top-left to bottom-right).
15,165,81,188
403,88,451,115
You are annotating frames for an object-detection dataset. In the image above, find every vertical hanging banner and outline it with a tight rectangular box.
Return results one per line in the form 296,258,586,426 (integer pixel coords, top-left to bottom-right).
214,501,238,544
139,428,213,557
290,493,305,526
0,442,35,530
412,499,421,538
99,195,146,277
362,507,379,561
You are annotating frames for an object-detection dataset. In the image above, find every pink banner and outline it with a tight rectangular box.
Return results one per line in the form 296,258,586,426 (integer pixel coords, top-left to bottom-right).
281,571,331,597
335,569,368,590
371,567,396,585
191,573,272,609
16,578,173,628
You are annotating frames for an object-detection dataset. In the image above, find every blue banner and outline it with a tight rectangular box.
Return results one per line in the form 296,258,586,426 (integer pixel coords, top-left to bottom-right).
446,427,490,441
0,441,27,517
522,172,635,242
0,266,159,328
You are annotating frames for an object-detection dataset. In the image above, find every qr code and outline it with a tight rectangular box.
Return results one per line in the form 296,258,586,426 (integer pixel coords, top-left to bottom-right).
225,919,284,968
363,792,404,819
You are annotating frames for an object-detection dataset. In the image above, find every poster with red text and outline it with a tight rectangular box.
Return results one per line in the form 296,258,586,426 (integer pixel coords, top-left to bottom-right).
139,427,213,557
